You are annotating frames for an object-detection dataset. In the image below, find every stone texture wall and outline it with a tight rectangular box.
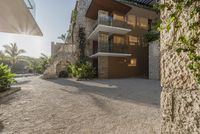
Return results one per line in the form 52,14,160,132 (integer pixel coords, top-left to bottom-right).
149,40,160,80
74,0,96,58
161,0,200,133
98,57,109,79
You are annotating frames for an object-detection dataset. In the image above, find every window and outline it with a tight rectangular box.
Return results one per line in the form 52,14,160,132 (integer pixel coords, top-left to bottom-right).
113,14,124,21
113,35,125,45
99,33,108,44
127,15,136,27
137,17,148,30
129,58,137,67
129,35,139,45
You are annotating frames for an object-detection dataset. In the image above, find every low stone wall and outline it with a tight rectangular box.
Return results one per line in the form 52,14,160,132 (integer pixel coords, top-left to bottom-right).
149,40,160,80
98,57,109,79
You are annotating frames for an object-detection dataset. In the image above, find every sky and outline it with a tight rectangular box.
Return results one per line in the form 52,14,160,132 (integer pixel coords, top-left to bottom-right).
0,0,76,58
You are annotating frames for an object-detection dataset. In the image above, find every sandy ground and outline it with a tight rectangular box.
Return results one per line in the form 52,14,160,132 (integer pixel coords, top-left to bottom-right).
0,76,161,134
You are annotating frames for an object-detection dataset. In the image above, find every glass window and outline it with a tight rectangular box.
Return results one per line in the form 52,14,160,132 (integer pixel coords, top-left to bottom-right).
113,35,125,45
129,36,139,45
127,15,136,27
129,58,137,67
137,17,148,30
113,14,124,21
99,33,108,44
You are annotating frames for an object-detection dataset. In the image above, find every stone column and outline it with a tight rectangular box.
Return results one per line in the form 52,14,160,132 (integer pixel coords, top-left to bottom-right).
160,0,200,133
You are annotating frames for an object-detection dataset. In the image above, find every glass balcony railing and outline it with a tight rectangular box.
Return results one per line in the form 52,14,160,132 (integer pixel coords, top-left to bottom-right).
93,16,130,30
96,44,130,54
24,0,36,17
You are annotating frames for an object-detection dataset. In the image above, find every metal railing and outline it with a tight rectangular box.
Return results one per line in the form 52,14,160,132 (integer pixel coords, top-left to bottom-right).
92,16,130,30
98,43,130,53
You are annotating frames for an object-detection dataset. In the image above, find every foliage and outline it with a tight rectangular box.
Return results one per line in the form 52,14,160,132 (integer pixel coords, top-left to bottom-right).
27,54,51,74
144,31,160,42
58,34,67,44
156,1,200,84
0,63,16,90
67,62,96,79
3,43,26,65
0,50,6,62
79,27,86,63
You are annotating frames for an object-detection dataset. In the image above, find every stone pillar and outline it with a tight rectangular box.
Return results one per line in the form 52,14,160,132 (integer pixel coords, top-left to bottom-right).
149,40,160,80
98,57,109,79
160,0,200,133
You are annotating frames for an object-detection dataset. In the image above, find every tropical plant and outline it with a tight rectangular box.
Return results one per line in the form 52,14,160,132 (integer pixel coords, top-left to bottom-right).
3,43,26,65
39,53,51,73
58,34,67,44
26,53,51,74
68,62,96,79
0,63,16,90
144,31,160,42
0,50,6,62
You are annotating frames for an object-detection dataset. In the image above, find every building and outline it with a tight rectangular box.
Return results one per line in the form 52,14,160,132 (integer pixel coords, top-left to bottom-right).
67,0,159,79
86,0,158,79
0,0,42,36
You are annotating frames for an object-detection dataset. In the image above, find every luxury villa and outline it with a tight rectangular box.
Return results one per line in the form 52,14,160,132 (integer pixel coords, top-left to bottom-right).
47,0,160,79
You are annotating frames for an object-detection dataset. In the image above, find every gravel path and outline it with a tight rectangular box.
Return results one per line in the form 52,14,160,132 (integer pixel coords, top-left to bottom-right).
0,77,161,134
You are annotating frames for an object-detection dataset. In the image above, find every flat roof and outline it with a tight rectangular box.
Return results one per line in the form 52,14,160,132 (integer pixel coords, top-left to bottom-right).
0,0,42,36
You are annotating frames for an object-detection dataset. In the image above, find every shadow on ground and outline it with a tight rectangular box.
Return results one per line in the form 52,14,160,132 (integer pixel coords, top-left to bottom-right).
47,78,161,107
15,80,31,85
0,120,4,133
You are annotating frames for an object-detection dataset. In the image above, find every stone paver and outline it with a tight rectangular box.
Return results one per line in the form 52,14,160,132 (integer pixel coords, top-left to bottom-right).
0,76,161,134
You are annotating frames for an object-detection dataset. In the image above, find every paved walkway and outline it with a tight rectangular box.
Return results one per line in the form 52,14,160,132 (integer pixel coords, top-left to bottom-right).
0,77,161,134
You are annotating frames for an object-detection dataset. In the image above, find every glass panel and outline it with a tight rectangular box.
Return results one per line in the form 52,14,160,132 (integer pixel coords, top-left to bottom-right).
113,35,125,45
113,14,124,21
127,15,136,27
99,33,108,44
129,35,139,45
129,58,137,66
137,17,148,30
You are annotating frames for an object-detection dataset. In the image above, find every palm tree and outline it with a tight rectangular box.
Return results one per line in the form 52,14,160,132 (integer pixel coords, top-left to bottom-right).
3,43,26,65
58,34,67,44
0,50,5,62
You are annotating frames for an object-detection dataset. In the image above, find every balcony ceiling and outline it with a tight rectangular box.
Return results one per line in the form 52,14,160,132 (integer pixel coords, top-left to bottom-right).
0,0,43,36
86,0,131,20
88,24,131,40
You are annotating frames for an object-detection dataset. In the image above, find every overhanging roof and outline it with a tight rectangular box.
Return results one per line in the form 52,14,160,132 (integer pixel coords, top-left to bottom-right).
86,0,131,20
0,0,43,36
88,24,131,40
90,52,131,58
115,0,155,7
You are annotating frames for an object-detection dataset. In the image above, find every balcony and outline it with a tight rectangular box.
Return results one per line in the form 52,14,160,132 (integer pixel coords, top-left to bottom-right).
88,16,131,40
90,44,131,58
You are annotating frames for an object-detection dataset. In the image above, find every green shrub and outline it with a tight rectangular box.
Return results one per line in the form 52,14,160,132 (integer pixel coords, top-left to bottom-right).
68,62,96,79
144,31,160,42
0,63,16,90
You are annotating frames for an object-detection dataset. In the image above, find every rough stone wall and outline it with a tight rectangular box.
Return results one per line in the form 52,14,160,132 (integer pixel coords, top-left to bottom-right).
51,42,63,57
74,0,96,57
43,44,77,79
161,0,200,133
98,57,109,79
149,40,160,80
